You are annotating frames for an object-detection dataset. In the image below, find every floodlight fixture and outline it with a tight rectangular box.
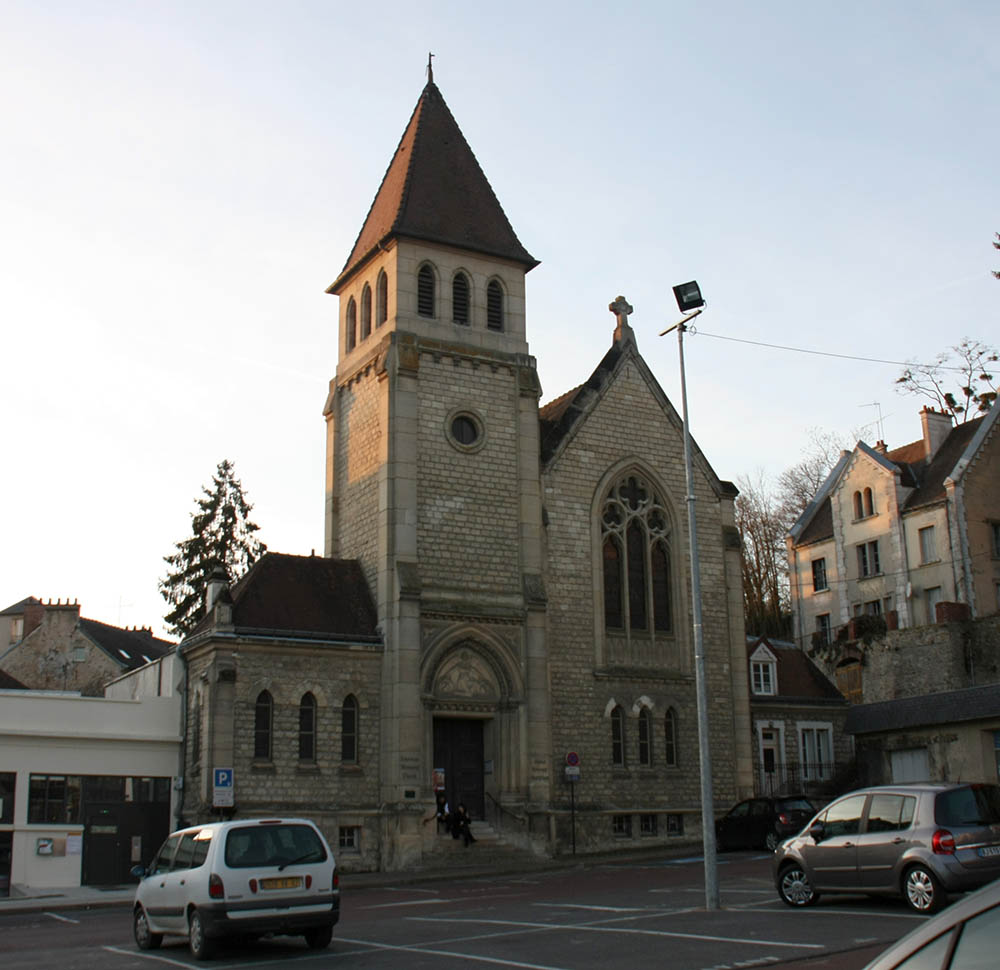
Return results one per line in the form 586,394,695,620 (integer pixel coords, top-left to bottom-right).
673,280,704,313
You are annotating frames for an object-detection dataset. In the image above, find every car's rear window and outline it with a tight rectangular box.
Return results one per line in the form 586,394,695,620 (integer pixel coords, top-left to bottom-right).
224,823,328,869
777,798,814,814
936,785,1000,827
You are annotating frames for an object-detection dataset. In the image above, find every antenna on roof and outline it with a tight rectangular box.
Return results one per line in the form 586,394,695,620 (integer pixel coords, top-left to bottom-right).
860,401,885,442
426,51,434,83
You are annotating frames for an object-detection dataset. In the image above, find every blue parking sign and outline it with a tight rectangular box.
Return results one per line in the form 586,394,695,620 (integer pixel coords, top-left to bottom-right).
213,767,234,807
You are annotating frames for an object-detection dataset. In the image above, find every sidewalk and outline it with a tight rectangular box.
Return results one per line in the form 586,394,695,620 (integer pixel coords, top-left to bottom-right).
0,844,698,916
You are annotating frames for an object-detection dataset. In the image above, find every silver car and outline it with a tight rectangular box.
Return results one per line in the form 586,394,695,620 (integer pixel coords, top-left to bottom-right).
773,782,1000,913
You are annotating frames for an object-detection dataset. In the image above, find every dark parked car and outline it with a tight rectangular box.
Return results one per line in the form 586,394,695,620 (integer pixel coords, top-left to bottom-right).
862,876,1000,969
716,795,816,852
773,782,1000,913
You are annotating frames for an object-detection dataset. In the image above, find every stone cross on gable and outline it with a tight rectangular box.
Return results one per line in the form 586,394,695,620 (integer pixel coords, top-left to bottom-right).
609,295,634,344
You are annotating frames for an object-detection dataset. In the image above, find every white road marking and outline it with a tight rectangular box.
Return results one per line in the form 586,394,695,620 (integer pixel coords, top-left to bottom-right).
733,905,925,920
534,902,646,913
103,945,195,967
408,916,825,949
362,897,453,909
44,912,79,923
337,934,576,970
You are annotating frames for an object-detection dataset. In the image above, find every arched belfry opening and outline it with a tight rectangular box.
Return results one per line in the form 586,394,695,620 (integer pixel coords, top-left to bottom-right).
422,634,524,821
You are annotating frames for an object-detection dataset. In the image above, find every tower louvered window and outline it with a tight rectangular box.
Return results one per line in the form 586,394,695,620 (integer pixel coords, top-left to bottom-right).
361,284,372,339
452,272,470,325
486,280,503,331
376,270,388,326
417,265,435,318
601,473,673,635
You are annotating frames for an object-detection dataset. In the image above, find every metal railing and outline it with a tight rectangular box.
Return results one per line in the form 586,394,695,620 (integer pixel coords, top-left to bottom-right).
753,760,854,798
484,792,527,834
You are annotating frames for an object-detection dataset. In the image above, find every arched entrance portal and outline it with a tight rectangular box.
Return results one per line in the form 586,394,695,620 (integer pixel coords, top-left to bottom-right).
424,635,523,823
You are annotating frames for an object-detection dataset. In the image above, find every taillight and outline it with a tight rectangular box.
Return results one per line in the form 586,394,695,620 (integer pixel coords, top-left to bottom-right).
778,813,789,825
932,829,956,854
249,878,258,894
209,873,226,898
333,870,339,890
306,875,312,889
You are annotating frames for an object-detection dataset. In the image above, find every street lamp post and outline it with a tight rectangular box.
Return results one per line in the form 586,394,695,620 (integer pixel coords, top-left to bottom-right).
660,281,719,911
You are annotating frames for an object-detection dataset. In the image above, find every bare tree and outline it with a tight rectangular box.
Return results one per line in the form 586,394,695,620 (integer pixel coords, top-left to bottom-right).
896,337,998,422
775,428,851,529
736,470,790,639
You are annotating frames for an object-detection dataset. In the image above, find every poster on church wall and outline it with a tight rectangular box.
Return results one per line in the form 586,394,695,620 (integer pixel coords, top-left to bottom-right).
432,768,445,791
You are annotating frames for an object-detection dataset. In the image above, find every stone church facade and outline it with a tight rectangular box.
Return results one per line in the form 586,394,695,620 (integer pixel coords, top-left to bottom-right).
180,79,752,871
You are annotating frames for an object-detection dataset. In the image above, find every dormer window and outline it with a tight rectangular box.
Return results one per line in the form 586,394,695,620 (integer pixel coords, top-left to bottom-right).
486,280,503,331
750,643,777,696
417,264,435,317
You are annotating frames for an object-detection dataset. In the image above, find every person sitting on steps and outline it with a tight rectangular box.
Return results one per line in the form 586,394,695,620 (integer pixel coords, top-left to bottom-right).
450,802,476,847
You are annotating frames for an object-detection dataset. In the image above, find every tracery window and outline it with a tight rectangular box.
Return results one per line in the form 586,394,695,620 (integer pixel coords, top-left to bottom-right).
601,474,673,635
664,708,677,767
638,708,652,766
611,705,626,767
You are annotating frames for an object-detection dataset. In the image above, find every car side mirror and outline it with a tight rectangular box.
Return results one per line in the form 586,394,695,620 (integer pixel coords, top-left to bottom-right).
808,822,825,842
130,864,148,880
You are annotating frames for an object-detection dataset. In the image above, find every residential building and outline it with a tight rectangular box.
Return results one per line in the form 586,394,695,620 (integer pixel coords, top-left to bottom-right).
787,404,1000,651
182,77,753,869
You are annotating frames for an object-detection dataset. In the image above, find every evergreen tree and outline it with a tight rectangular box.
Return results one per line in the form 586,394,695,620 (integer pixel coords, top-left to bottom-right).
160,459,266,638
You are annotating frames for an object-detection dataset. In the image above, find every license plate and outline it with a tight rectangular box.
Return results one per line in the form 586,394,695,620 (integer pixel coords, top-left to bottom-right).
260,876,302,890
978,845,1000,858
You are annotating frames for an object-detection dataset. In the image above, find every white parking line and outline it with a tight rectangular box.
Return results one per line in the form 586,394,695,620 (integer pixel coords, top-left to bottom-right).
44,912,79,923
732,905,926,920
408,916,825,950
534,902,646,913
337,935,576,970
103,945,195,967
361,897,453,909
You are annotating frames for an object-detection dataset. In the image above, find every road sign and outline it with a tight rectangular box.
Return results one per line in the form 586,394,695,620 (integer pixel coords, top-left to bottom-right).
213,767,234,808
566,751,580,766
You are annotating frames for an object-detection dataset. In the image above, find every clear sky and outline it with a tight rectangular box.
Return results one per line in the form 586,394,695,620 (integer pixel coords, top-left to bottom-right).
3,1,997,639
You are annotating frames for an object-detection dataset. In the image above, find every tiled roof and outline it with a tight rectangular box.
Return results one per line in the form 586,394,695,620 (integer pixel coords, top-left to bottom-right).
191,553,379,643
846,682,1000,735
902,416,984,510
77,619,173,671
0,596,41,616
748,637,844,702
331,82,537,291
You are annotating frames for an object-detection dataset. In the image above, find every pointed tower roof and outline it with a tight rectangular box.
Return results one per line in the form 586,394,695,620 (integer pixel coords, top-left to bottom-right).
330,82,538,292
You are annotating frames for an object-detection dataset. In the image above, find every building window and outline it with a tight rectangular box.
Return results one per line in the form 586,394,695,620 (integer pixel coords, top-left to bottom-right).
816,613,832,646
486,280,503,331
28,774,82,824
299,693,317,762
346,298,357,351
863,488,874,517
612,814,632,837
254,691,273,760
360,284,372,339
811,558,828,592
639,814,658,836
751,660,776,695
857,540,881,578
666,813,684,837
376,270,388,327
853,491,863,519
664,708,677,767
864,599,882,615
836,660,862,703
918,525,937,564
452,272,470,325
0,772,16,824
341,695,358,764
338,826,360,852
800,725,833,780
926,586,943,623
601,473,673,635
9,616,23,643
638,709,652,766
417,264,435,317
611,705,626,767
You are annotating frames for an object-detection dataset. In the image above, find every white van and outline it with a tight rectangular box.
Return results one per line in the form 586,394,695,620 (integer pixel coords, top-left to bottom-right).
132,817,339,959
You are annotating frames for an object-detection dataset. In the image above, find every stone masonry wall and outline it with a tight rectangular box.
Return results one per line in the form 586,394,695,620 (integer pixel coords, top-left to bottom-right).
960,416,1000,616
542,353,742,852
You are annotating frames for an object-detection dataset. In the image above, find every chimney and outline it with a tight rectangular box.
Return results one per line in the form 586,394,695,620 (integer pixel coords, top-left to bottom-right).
920,407,953,460
205,564,229,615
23,600,45,636
874,440,888,455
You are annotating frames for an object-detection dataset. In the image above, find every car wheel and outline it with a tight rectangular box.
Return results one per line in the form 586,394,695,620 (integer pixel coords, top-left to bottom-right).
764,831,779,852
133,906,162,950
188,909,215,960
304,926,333,949
902,865,944,914
778,865,819,907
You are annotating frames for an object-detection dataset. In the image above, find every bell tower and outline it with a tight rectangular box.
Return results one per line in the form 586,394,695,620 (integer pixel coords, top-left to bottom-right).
323,77,551,866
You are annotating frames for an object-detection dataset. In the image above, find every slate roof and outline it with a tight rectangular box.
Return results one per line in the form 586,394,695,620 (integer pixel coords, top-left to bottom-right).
747,637,845,703
189,553,380,643
330,81,537,292
0,596,41,616
77,619,173,671
900,417,983,510
796,497,834,546
846,682,1000,735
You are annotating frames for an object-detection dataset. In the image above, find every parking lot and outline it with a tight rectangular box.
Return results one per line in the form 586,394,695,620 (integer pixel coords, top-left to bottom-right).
0,852,931,970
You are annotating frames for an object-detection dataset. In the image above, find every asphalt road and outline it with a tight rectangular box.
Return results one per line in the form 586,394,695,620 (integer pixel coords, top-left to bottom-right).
0,851,932,970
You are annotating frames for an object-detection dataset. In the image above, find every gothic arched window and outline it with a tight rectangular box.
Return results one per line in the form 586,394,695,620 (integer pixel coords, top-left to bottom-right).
664,708,677,767
452,272,470,325
299,692,316,762
601,473,673,635
346,298,357,351
376,270,388,327
417,264,435,318
853,491,864,519
254,690,273,761
486,279,503,331
863,487,875,517
611,705,626,767
360,284,372,340
341,694,358,764
638,708,652,766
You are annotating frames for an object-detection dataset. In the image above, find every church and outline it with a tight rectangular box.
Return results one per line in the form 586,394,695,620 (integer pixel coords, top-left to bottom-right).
180,76,753,870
